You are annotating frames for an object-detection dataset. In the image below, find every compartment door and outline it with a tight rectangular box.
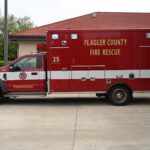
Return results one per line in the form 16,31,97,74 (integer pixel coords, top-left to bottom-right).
89,66,105,91
140,46,150,90
71,66,89,92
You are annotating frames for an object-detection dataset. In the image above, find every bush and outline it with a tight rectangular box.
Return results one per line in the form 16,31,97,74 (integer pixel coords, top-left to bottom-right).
0,61,4,67
0,61,11,67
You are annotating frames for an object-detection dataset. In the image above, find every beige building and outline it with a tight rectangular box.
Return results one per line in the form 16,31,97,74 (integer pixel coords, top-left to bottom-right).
9,34,45,57
9,12,150,57
18,41,43,56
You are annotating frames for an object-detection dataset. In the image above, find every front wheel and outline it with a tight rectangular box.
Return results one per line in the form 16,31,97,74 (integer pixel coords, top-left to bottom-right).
0,91,4,104
108,86,131,106
0,98,4,104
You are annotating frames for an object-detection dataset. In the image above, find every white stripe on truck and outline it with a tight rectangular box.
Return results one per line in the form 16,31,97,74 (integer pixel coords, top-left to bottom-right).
50,70,140,79
0,71,46,80
0,70,150,81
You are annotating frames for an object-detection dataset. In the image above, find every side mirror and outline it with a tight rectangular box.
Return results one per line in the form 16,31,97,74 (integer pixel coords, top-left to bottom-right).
9,64,14,71
9,64,21,71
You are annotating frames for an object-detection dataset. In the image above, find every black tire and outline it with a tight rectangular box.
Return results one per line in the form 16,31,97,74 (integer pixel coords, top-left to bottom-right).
0,98,4,104
108,86,131,106
0,90,5,104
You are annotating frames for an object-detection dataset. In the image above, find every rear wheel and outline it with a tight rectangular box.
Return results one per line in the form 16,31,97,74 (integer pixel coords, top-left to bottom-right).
108,86,131,106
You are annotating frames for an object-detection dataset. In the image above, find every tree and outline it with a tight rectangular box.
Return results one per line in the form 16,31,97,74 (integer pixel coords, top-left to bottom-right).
0,10,35,61
0,11,3,61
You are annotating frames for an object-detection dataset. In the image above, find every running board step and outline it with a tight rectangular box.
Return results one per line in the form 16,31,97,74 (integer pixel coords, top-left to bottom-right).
5,92,46,97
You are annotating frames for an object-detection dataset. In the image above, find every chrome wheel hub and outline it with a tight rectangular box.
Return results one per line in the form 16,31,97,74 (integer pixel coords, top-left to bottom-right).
112,89,127,103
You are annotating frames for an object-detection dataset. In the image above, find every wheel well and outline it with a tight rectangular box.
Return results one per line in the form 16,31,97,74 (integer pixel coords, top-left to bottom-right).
0,79,8,96
107,83,133,96
0,86,3,97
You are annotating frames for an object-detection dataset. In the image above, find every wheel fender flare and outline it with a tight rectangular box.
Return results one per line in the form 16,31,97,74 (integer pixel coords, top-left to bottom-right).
107,83,133,95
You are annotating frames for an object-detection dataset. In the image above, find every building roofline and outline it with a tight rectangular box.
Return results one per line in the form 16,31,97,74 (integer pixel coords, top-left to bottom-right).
9,36,45,41
9,11,150,40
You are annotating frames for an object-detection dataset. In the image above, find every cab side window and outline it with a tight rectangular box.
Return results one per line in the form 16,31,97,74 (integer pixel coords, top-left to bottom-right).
12,56,42,71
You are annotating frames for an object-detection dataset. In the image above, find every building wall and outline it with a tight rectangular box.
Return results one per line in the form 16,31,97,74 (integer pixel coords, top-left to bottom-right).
18,41,44,57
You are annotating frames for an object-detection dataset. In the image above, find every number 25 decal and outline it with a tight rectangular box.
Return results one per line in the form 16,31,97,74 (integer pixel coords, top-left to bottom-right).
52,56,60,63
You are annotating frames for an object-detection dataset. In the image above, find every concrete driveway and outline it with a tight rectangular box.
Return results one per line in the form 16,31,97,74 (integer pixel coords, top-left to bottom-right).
0,94,150,150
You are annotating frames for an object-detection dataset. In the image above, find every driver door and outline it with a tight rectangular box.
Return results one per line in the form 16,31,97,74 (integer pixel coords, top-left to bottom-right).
6,55,46,92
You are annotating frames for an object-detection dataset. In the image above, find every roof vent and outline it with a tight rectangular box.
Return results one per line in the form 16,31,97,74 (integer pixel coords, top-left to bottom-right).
92,12,97,18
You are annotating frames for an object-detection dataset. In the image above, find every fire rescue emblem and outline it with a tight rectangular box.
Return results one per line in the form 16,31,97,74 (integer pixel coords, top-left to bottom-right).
19,72,27,80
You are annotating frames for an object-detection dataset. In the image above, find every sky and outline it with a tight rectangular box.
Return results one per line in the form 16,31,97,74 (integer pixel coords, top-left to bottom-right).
0,0,150,26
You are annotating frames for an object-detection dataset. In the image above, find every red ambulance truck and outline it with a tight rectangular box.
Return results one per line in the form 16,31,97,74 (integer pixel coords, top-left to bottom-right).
0,29,150,105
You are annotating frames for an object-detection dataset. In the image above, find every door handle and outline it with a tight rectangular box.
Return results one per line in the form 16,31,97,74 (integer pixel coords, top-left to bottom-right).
81,77,86,81
62,68,67,71
90,77,96,81
31,72,38,75
3,73,7,80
